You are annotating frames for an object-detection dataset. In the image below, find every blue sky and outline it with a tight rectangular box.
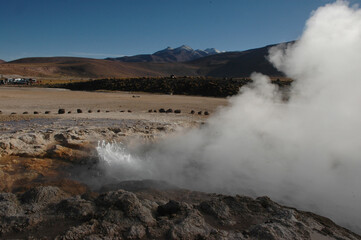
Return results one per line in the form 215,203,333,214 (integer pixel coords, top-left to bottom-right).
0,0,345,61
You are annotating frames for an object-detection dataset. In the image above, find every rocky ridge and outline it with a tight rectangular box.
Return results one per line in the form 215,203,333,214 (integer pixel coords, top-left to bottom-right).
1,185,360,239
107,45,222,63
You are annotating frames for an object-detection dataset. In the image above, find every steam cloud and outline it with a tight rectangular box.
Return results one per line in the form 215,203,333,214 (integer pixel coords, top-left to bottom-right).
97,1,361,233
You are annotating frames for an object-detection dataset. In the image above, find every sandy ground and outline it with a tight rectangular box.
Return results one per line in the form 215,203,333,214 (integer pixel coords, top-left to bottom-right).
0,86,230,195
0,87,228,122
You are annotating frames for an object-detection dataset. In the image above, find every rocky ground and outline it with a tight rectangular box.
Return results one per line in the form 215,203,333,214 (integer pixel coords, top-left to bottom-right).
0,87,360,239
1,184,360,240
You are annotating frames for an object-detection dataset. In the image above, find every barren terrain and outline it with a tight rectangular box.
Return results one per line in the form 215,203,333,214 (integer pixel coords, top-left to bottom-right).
0,87,227,118
0,87,359,239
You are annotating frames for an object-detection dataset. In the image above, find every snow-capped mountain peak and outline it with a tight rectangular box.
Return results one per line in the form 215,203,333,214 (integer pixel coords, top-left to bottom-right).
109,45,222,63
177,45,193,51
204,48,222,54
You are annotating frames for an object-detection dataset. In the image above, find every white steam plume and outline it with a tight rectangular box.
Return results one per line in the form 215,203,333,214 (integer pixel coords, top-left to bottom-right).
97,1,361,233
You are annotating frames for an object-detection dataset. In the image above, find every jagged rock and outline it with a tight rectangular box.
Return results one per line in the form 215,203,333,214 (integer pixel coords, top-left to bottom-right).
0,193,22,216
0,141,9,150
21,186,69,211
57,196,95,218
199,198,231,220
97,190,155,225
47,144,90,162
19,134,41,145
56,219,99,240
158,200,181,216
54,133,68,143
170,207,211,240
127,224,146,239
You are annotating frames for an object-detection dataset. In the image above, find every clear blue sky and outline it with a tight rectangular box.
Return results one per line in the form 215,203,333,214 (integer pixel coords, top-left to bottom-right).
0,0,345,61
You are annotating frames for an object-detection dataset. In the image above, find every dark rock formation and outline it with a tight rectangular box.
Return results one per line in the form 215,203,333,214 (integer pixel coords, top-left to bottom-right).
21,186,69,206
174,109,181,114
77,109,82,113
159,108,165,113
157,200,181,216
58,109,65,114
0,184,359,239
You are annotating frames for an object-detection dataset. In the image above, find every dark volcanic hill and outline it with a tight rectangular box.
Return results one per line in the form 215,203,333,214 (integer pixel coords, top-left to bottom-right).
191,43,286,77
107,45,222,63
0,59,5,64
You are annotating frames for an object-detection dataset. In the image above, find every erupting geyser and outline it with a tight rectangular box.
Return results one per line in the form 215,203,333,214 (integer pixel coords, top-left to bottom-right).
96,0,361,233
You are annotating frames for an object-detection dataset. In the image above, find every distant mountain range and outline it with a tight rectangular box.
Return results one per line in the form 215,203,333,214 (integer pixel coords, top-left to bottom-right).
0,59,5,64
0,43,288,79
107,45,222,63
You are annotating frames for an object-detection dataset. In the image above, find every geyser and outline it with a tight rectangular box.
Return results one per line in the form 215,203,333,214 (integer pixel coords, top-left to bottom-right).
97,0,361,233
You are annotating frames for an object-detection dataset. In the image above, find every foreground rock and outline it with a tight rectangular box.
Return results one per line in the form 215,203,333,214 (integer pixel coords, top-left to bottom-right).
0,184,359,239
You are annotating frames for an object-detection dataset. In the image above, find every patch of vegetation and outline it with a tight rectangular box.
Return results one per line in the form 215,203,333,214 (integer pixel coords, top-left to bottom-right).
53,76,291,97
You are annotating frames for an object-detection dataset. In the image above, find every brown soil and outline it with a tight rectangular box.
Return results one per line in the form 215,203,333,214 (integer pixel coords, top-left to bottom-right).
0,86,227,120
0,86,227,195
0,57,199,78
